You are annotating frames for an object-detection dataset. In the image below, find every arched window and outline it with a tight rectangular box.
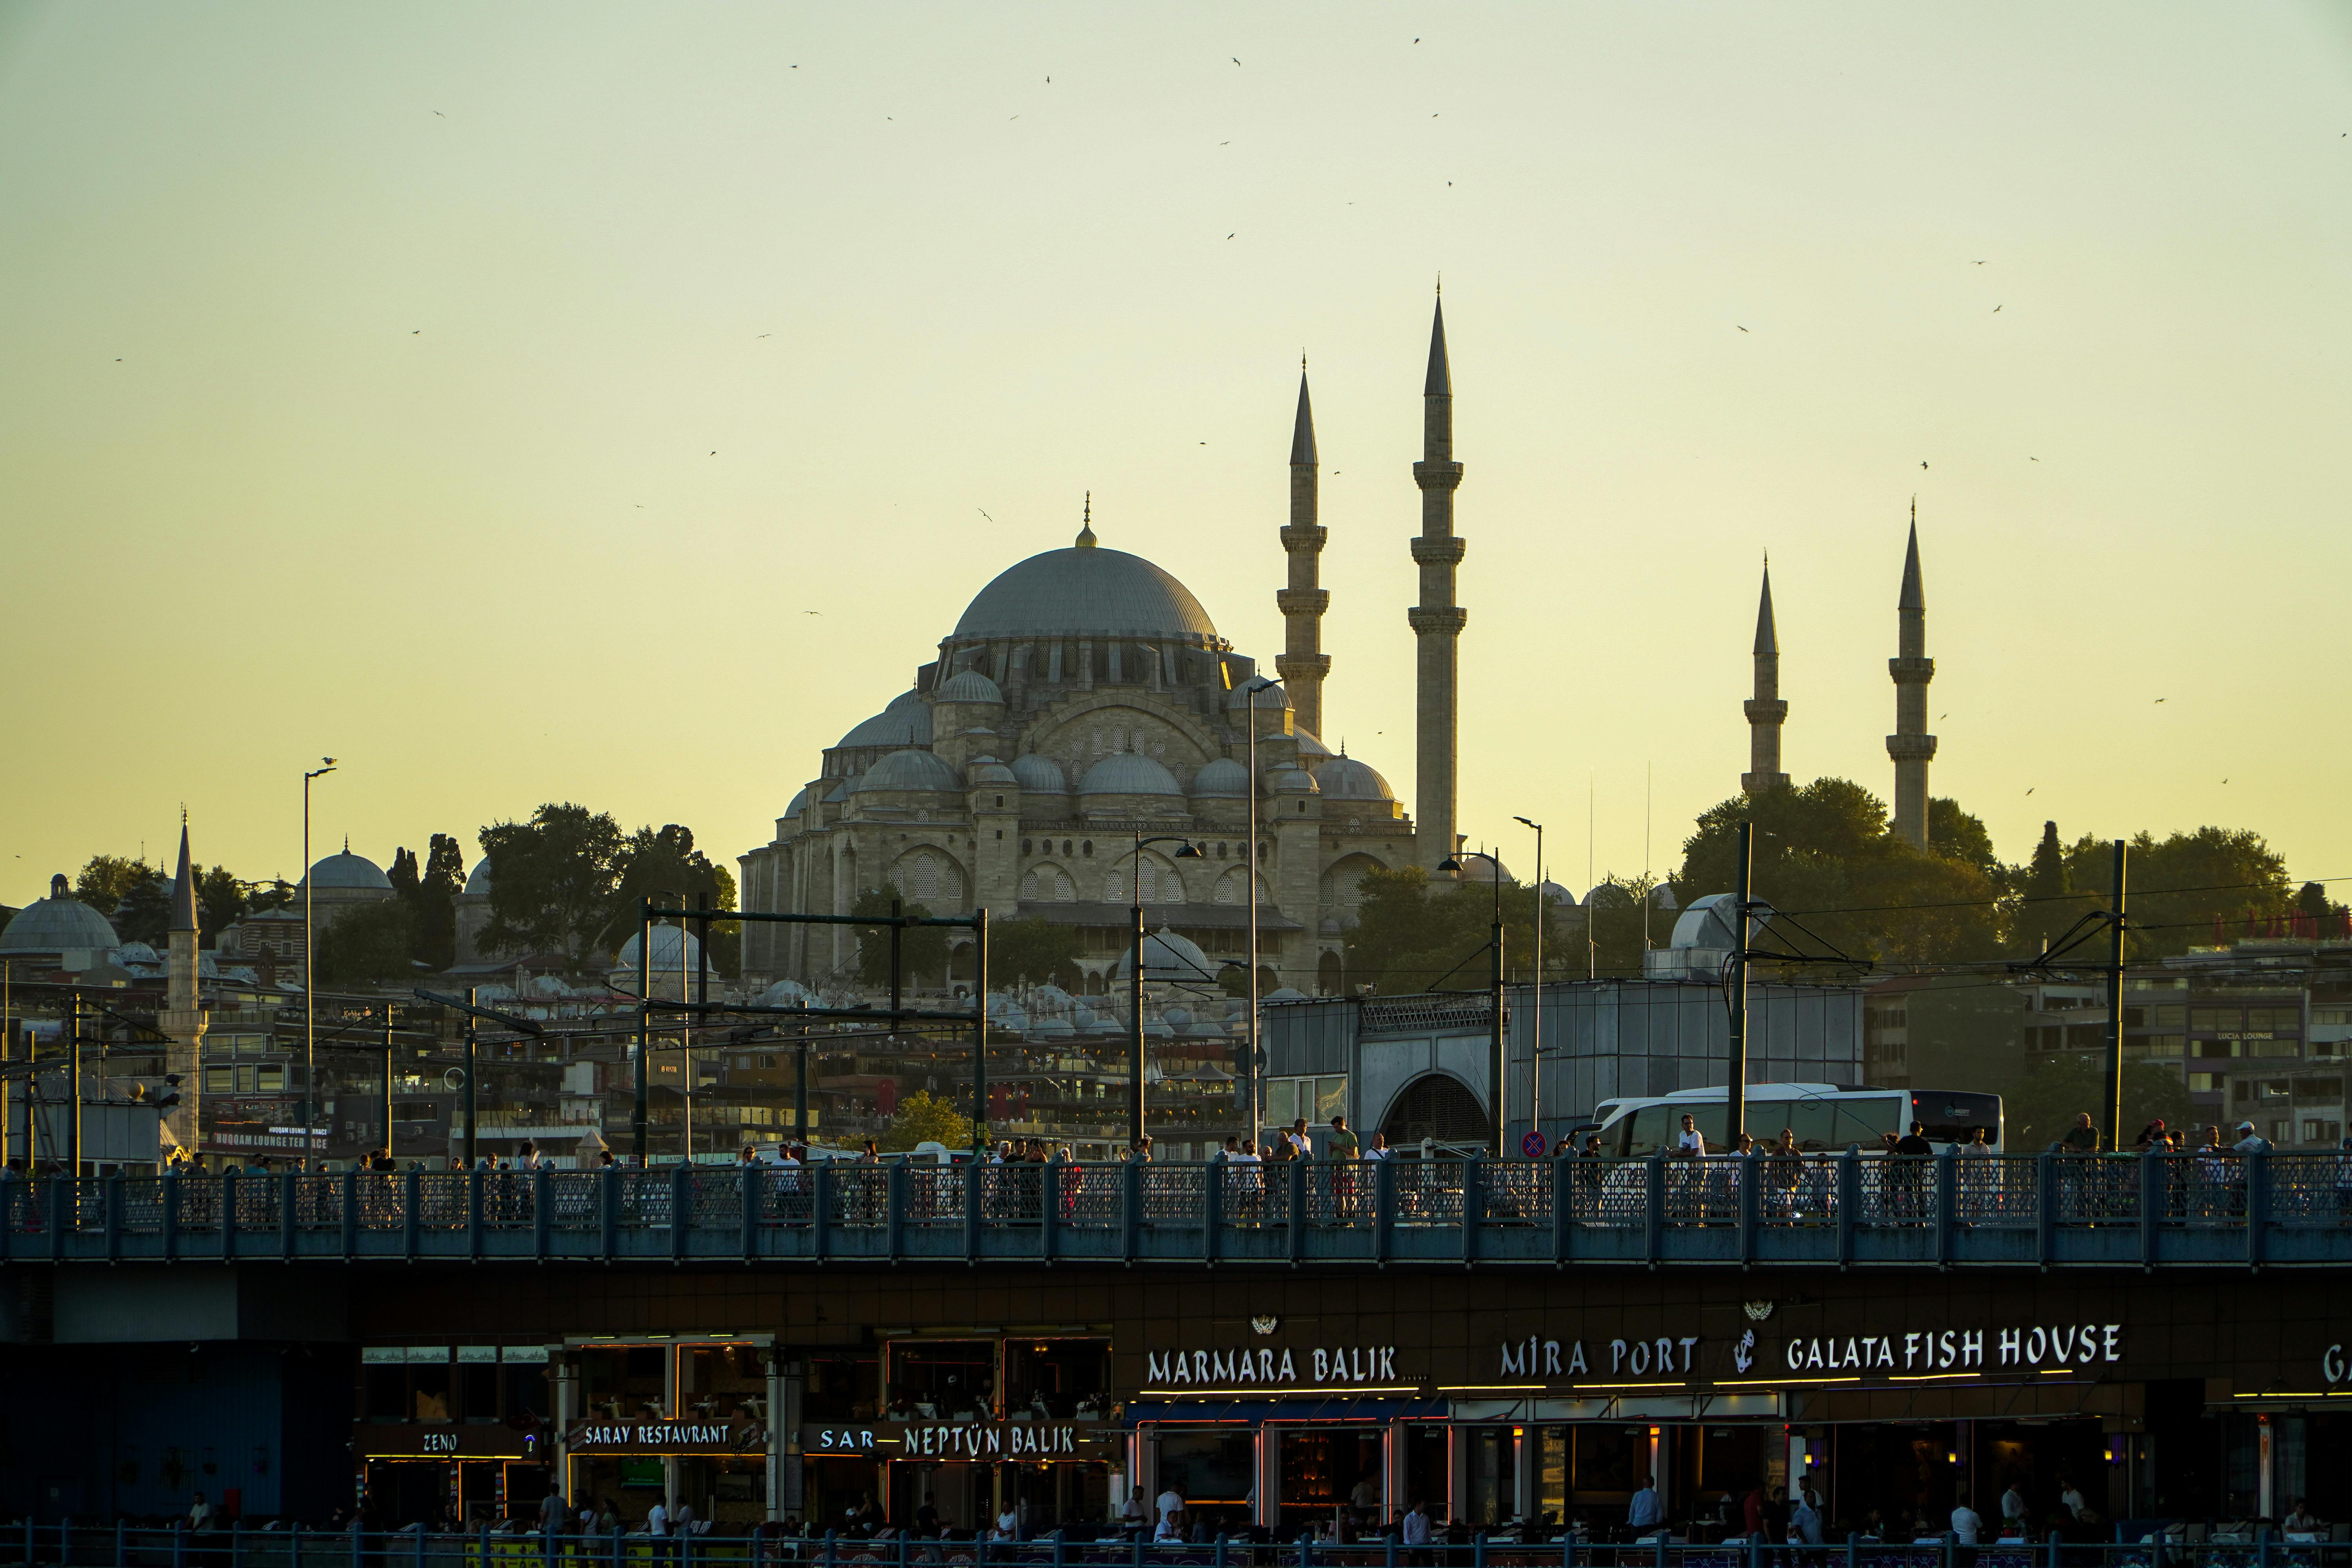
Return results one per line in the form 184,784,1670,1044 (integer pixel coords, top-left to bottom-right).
1021,871,1039,900
1082,841,1093,857
1104,871,1125,902
1138,861,1156,902
1021,839,1032,855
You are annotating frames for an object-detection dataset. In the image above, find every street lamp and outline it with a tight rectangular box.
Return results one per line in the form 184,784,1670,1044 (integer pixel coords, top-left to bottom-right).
302,757,337,1155
1117,831,1203,1152
1436,847,1507,1155
1236,675,1279,1146
1514,816,1545,1151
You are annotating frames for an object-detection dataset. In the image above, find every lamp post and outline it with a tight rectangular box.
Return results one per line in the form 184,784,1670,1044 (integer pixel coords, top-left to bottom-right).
1237,675,1278,1145
1437,847,1507,1155
1118,831,1203,1152
301,757,337,1150
1514,817,1545,1151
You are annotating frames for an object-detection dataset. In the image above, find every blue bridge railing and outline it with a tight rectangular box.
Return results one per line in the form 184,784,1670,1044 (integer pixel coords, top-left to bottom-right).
2,1149,2345,1267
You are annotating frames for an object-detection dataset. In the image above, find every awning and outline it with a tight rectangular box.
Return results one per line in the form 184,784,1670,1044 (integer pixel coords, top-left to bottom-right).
1124,1397,1449,1427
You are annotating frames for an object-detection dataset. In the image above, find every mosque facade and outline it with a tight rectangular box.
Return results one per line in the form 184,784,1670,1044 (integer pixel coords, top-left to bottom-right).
736,307,1472,998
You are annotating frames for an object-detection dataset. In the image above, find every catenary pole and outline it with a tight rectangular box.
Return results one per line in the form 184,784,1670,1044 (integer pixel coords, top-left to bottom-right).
2105,840,2129,1151
1727,821,1753,1151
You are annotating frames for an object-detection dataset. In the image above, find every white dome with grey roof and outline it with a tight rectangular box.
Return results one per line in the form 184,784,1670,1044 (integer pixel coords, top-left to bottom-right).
935,669,1004,704
303,850,392,891
1077,752,1183,798
1266,764,1320,795
955,535,1220,642
1111,927,1218,984
1,877,120,956
1188,757,1249,798
463,858,494,896
967,755,1017,786
837,698,933,751
1314,756,1394,801
855,749,964,794
1011,755,1067,795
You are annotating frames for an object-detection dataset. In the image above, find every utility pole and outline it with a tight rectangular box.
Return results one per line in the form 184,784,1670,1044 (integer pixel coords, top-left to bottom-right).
379,1003,394,1165
462,986,478,1169
2105,840,2129,1152
67,989,83,1176
301,757,337,1144
972,909,989,1155
1726,822,1753,1151
633,899,651,1163
1130,901,1147,1151
1,960,11,1167
1516,817,1544,1151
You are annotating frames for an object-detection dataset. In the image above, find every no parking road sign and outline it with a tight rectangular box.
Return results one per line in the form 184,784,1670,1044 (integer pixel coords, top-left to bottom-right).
1521,1130,1549,1158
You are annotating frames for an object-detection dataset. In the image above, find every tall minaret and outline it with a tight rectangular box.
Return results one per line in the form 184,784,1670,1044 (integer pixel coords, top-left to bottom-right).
1886,505,1937,846
1408,291,1466,873
1276,363,1331,736
160,818,207,1155
1742,556,1789,794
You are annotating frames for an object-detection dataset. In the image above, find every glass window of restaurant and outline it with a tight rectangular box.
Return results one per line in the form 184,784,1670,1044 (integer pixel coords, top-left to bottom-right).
566,1341,773,1532
1277,1426,1385,1535
873,1336,1116,1535
802,1354,882,1533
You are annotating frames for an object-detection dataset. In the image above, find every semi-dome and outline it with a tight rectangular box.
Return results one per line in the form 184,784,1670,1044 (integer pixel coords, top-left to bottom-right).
856,749,964,794
968,755,1018,786
1315,756,1394,802
1293,728,1335,760
616,923,701,971
1011,755,1067,795
304,851,392,891
935,669,1004,704
1266,765,1320,796
1,877,120,956
1188,758,1249,798
954,542,1219,642
1226,681,1290,712
1111,927,1218,985
782,787,809,820
837,697,934,750
463,858,494,897
1077,753,1183,798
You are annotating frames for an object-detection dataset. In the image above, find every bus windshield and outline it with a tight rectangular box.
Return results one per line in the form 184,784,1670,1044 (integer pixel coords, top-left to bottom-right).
1912,1091,2003,1148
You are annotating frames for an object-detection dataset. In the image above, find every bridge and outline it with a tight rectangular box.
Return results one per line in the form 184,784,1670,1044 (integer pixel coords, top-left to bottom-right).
2,1150,2337,1269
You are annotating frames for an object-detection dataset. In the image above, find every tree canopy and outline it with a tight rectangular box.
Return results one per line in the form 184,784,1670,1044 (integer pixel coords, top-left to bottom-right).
851,888,950,989
1340,864,1566,995
1675,780,2002,972
314,900,416,986
879,1089,973,1152
475,806,739,974
988,918,1085,989
2004,1053,2194,1152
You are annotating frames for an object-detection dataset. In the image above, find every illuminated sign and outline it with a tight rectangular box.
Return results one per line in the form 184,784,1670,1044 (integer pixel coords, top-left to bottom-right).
803,1423,1105,1459
565,1420,763,1455
1145,1345,1398,1389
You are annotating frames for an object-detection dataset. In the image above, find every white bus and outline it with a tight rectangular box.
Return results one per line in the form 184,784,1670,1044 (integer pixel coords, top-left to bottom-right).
1586,1083,2004,1157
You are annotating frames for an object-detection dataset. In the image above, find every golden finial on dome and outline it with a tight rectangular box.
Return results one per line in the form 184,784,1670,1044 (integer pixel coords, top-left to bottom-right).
1075,491,1096,548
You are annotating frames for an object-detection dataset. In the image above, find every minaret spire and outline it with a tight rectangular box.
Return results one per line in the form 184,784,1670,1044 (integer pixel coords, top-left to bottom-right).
160,817,207,1156
1408,289,1466,872
1742,554,1789,794
1886,502,1937,846
1276,363,1332,735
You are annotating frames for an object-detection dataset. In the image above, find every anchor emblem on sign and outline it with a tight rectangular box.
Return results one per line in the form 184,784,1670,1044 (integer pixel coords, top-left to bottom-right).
1733,1328,1756,1375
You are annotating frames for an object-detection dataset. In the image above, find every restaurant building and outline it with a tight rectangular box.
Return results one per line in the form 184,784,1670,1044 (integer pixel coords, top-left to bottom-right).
8,1251,2349,1535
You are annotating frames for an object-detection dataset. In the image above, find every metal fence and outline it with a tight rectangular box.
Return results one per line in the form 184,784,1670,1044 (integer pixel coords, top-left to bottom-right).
3,1151,2348,1267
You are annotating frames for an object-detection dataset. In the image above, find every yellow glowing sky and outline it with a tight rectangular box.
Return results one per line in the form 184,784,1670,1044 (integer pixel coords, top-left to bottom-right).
4,5,2350,909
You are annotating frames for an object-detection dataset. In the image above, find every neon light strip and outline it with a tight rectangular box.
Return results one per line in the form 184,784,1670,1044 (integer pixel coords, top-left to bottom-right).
2231,1390,2352,1399
1890,1373,1985,1383
1435,1385,1547,1392
1716,1377,1860,1387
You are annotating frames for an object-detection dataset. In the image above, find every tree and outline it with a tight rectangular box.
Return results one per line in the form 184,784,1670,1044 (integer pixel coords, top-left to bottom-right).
399,833,464,971
74,853,156,940
113,874,172,947
196,866,249,942
608,824,739,976
878,1089,973,1152
388,848,421,901
2059,826,2291,959
2012,820,2092,957
1676,778,2002,972
851,888,950,989
1340,864,1564,995
477,804,625,970
314,900,417,986
2006,1053,2196,1152
1928,798,2001,882
988,918,1085,989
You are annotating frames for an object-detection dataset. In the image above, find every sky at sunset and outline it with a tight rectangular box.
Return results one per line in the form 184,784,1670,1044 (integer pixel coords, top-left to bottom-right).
3,4,2349,910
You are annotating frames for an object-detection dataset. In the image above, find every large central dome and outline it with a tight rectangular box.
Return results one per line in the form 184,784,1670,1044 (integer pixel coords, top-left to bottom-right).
954,540,1220,642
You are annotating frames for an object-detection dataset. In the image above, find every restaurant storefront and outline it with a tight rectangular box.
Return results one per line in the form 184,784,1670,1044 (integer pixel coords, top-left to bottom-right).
315,1267,2352,1537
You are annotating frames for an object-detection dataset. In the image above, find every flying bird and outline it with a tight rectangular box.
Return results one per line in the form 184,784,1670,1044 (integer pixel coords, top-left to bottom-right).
1227,233,1234,239
434,111,444,118
2155,697,2166,703
2029,456,2039,461
1920,461,1929,469
1972,260,1985,265
2026,789,2035,797
710,450,717,455
804,611,821,615
1231,56,1241,65
1993,304,2002,313
978,508,994,523
1737,326,1748,333
756,334,770,338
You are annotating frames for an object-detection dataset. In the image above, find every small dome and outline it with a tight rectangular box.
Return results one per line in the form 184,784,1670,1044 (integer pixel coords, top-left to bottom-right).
1536,878,1577,907
1011,755,1067,795
783,787,809,820
1225,681,1291,712
1263,986,1309,1004
935,669,1004,704
837,698,934,751
1293,728,1335,760
968,755,1018,786
463,858,495,897
304,851,392,891
757,979,817,1008
1454,855,1514,884
1671,893,1773,949
1266,765,1320,796
1111,927,1218,985
615,923,701,971
114,941,161,965
856,749,964,794
1188,758,1249,798
1078,752,1183,799
1315,756,1394,802
1585,881,1635,910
